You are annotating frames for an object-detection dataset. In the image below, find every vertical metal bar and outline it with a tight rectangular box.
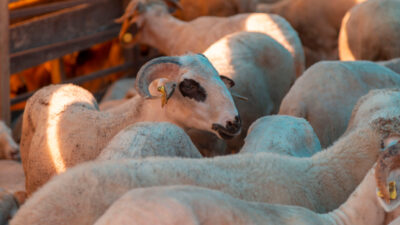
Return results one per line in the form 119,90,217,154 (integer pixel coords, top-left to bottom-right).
0,1,11,125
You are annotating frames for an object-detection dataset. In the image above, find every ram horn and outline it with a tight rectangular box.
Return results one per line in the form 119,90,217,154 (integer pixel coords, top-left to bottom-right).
135,56,182,98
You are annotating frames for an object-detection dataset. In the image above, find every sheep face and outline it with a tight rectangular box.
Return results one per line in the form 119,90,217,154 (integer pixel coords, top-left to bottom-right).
136,54,240,140
162,54,241,140
116,0,179,45
0,122,19,160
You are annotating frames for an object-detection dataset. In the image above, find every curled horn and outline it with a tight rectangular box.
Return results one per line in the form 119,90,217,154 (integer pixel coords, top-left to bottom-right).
375,140,400,203
135,56,181,98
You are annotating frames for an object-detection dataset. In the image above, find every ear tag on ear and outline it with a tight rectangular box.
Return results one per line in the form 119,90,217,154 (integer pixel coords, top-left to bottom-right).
377,181,397,201
122,33,133,44
157,85,168,108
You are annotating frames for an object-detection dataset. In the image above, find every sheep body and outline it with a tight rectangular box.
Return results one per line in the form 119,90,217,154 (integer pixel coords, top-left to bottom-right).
339,0,400,61
93,163,400,225
279,61,400,148
97,122,202,160
257,0,366,66
240,115,321,156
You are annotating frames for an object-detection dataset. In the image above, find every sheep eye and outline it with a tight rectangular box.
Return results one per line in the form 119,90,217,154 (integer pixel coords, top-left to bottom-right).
179,79,207,102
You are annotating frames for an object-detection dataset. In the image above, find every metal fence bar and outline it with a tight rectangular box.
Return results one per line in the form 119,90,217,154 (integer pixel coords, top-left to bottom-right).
10,62,134,105
0,2,11,125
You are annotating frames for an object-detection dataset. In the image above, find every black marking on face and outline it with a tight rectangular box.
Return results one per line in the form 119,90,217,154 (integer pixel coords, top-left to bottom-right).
220,75,235,88
179,79,207,102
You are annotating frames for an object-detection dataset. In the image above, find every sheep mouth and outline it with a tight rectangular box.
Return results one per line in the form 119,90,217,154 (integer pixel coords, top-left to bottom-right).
212,124,241,140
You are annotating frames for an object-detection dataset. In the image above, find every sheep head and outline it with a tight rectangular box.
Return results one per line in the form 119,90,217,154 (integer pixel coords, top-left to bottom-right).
375,140,400,212
135,53,241,140
116,0,181,47
0,121,20,160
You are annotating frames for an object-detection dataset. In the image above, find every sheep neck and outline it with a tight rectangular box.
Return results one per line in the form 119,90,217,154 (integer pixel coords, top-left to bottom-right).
322,170,386,225
140,11,187,55
96,96,172,141
310,126,381,211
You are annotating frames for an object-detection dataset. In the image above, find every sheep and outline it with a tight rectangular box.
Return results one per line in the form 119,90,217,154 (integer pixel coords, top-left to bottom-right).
257,0,366,67
279,60,400,148
10,89,400,225
91,142,400,225
96,122,202,160
117,0,304,77
20,53,240,195
239,115,321,157
0,121,19,161
173,0,258,21
339,0,400,62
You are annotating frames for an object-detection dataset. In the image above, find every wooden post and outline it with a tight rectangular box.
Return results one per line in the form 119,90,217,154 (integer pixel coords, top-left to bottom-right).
0,1,11,125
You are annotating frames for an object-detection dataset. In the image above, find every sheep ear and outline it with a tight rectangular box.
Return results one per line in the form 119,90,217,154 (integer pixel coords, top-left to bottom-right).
157,82,177,108
377,168,400,212
220,75,235,88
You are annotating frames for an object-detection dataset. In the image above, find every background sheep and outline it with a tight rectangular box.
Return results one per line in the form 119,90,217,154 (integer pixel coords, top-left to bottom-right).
92,142,400,225
339,0,400,61
279,61,400,148
118,0,304,77
97,122,202,160
173,0,258,21
257,0,366,66
11,89,400,225
239,115,321,157
0,121,19,161
20,54,240,195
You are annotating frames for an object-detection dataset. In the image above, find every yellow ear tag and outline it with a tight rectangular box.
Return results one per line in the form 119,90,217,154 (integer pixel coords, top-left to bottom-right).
122,33,133,44
157,85,167,108
377,181,397,200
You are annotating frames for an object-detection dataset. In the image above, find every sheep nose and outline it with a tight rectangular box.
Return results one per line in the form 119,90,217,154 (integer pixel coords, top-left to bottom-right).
226,115,241,134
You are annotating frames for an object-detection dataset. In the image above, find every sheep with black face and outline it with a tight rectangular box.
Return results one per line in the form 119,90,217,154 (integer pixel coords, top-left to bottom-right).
20,53,240,195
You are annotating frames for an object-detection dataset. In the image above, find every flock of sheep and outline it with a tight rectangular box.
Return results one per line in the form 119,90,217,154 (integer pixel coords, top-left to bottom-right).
1,0,400,224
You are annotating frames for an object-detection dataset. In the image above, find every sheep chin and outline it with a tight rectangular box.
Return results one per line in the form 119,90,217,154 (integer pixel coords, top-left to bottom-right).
377,168,400,212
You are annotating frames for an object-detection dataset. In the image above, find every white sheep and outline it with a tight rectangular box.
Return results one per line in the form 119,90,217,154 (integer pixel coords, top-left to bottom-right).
239,115,321,157
339,0,400,61
10,89,400,225
279,60,400,148
257,0,366,66
20,53,240,195
92,143,400,225
118,0,304,77
97,122,202,160
0,121,19,161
